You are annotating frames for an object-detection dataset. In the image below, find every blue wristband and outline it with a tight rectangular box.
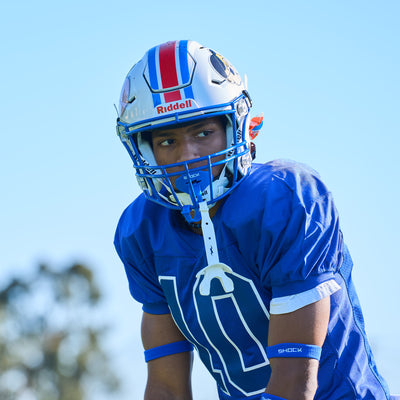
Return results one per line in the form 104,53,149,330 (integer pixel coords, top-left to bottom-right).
144,340,194,362
266,342,322,360
261,394,287,400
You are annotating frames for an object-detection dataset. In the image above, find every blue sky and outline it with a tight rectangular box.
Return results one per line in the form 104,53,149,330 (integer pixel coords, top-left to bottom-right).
1,0,399,398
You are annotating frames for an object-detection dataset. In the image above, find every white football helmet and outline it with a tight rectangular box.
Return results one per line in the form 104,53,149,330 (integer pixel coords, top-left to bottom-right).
116,40,255,223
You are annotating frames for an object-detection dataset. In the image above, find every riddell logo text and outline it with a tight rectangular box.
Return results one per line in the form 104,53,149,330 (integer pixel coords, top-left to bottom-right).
156,100,192,114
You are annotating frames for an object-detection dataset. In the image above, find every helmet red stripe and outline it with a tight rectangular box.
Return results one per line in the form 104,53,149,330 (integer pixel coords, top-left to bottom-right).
158,41,181,93
164,89,182,103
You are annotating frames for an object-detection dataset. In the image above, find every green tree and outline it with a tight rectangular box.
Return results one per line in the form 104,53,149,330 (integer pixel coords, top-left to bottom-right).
0,263,120,400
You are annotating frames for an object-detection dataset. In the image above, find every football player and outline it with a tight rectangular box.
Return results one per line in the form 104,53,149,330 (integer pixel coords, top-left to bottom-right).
114,40,391,400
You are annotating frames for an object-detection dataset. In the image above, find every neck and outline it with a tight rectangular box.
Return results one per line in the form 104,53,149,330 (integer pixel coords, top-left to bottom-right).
187,201,222,234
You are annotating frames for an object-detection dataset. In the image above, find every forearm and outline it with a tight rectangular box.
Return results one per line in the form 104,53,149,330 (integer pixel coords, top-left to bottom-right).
266,358,319,400
144,381,192,400
144,352,193,400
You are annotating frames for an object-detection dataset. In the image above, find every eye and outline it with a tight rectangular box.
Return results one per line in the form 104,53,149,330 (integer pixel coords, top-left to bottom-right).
197,130,212,138
157,138,175,147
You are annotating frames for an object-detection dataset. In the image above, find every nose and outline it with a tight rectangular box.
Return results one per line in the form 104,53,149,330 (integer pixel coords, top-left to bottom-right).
176,139,200,164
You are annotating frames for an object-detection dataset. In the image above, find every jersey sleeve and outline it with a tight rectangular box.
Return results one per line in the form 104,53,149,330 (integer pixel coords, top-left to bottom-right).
114,204,170,315
258,162,343,304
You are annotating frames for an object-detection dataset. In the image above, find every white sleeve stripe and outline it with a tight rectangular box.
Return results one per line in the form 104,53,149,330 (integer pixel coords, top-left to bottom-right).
269,279,341,315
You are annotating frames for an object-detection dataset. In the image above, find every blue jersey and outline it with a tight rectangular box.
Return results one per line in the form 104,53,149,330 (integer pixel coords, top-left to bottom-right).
114,160,390,400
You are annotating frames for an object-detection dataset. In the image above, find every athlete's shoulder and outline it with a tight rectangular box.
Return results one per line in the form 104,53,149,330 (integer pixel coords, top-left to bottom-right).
250,159,322,182
115,193,166,240
221,160,323,226
247,159,330,199
114,193,177,268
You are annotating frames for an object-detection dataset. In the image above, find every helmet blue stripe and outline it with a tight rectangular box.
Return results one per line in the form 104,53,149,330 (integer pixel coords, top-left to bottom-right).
178,40,194,99
148,45,162,106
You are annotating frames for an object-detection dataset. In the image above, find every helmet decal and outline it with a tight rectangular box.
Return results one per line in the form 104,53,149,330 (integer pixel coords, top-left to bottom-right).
209,50,242,86
156,99,194,115
144,40,195,106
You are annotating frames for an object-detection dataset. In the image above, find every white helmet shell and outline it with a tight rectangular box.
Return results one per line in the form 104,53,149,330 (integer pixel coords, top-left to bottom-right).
116,40,253,220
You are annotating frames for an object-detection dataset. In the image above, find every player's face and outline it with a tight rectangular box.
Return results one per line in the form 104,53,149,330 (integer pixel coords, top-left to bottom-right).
151,116,227,185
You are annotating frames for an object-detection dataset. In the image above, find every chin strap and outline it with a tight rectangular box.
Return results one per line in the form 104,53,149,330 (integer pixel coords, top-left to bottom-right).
176,173,234,296
196,201,234,296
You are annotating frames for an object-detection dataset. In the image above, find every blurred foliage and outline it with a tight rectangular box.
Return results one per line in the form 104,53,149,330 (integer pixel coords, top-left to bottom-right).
0,263,120,400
